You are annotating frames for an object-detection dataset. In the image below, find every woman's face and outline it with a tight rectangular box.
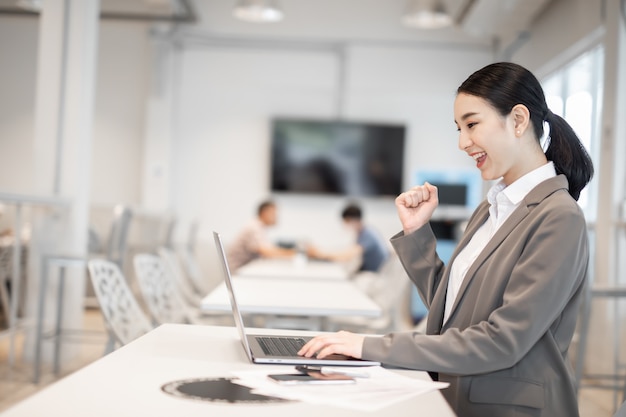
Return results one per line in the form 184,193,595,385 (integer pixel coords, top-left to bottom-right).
454,93,521,185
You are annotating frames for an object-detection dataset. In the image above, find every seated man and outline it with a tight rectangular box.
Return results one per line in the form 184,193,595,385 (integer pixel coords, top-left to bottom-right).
308,204,388,272
227,200,295,271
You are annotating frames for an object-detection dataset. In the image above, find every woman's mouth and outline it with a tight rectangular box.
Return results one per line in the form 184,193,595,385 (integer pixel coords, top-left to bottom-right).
472,152,487,168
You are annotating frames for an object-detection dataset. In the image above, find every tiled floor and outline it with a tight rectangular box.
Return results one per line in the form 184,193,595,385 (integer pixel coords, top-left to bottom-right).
0,309,108,412
0,309,620,416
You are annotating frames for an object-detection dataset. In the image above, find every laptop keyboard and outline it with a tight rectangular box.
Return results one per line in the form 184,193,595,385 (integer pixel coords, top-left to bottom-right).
256,336,307,357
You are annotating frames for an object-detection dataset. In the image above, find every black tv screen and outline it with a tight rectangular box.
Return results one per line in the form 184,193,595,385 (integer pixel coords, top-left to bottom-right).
270,118,405,197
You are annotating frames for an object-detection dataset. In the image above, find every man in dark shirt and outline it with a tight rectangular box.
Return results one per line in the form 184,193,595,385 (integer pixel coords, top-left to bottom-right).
308,204,388,272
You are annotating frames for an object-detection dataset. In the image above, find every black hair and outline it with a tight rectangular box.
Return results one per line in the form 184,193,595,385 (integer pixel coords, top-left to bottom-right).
457,62,594,201
257,200,275,216
341,204,362,220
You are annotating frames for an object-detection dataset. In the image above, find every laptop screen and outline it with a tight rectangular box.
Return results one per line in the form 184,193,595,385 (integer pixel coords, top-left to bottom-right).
213,231,254,361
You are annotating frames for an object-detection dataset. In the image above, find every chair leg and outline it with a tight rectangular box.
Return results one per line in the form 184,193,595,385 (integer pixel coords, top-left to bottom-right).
53,267,66,375
33,257,49,384
103,334,116,355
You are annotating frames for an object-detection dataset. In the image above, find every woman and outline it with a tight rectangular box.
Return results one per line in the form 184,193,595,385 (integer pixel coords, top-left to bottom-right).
298,62,593,417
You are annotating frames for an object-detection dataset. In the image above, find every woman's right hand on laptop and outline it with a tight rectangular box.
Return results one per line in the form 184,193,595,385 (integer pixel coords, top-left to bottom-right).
298,331,364,360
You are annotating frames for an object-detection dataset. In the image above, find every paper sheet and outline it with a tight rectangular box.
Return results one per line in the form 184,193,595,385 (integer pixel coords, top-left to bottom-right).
231,366,449,412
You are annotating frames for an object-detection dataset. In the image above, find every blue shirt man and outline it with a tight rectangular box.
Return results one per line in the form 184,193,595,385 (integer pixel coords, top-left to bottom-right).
357,226,388,272
308,203,389,272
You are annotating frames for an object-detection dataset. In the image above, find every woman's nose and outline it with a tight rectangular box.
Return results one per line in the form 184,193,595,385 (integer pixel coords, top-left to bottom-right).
458,131,472,151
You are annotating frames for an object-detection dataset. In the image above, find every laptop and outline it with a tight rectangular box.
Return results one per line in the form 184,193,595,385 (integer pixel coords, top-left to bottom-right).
213,231,380,366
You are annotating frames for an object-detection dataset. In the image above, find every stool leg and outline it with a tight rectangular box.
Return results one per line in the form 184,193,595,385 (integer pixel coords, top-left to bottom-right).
613,296,622,412
53,266,66,375
33,258,49,384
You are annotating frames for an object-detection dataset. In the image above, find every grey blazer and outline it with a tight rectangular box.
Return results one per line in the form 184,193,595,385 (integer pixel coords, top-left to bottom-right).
362,175,588,417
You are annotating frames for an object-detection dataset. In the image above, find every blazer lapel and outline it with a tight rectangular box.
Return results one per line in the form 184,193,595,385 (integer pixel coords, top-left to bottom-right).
440,175,569,331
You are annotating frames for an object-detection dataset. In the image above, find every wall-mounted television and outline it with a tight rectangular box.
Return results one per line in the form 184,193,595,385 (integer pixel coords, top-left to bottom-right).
270,118,405,197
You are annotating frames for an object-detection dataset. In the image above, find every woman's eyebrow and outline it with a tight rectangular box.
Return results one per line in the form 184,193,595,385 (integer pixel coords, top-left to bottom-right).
460,112,479,121
454,112,479,126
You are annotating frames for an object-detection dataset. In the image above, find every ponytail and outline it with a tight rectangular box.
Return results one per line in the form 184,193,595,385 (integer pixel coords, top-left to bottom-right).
543,111,594,201
458,62,594,201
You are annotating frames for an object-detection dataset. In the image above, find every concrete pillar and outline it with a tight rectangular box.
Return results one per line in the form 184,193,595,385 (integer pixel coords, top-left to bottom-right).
27,0,100,366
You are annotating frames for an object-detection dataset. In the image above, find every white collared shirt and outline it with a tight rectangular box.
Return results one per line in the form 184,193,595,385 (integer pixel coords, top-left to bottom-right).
442,162,557,325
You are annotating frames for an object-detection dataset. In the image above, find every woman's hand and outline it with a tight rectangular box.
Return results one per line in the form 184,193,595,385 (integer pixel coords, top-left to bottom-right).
298,331,365,359
395,182,439,235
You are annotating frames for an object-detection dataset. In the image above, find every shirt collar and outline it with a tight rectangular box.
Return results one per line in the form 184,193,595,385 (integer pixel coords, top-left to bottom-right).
488,161,557,207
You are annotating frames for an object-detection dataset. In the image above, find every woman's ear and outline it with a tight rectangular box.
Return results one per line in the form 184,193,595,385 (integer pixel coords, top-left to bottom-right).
511,104,531,137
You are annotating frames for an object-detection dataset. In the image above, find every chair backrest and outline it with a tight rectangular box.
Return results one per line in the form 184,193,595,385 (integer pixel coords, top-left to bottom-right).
133,253,190,324
87,259,152,346
106,204,133,268
158,247,201,305
178,247,209,294
361,252,411,329
186,219,200,253
368,252,410,308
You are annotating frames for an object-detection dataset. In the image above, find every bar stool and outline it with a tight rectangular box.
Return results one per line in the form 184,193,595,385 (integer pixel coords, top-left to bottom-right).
33,254,86,383
575,284,626,413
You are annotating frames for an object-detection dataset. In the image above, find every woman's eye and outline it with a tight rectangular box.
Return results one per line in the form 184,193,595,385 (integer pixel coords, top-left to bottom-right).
467,122,477,129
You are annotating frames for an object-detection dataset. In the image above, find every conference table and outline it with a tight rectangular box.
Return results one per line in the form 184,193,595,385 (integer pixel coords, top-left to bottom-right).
235,258,350,281
201,256,381,331
1,324,456,417
201,276,381,318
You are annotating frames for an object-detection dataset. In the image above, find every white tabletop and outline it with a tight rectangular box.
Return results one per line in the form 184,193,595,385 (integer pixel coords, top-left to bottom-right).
235,258,349,281
1,325,456,417
201,276,382,317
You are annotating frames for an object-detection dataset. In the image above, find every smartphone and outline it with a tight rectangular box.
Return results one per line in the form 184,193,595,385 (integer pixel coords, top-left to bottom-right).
268,372,356,385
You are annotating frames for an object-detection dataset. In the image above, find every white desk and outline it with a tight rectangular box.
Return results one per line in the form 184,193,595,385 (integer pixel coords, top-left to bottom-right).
1,324,456,417
201,276,381,317
236,258,349,281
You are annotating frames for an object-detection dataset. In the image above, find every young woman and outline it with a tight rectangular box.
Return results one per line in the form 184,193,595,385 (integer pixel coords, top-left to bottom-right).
298,62,594,417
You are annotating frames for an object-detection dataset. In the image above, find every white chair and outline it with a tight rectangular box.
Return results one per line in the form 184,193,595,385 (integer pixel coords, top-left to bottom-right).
87,259,153,351
157,247,203,307
133,253,193,325
133,253,228,326
178,246,211,295
326,252,412,333
176,218,213,294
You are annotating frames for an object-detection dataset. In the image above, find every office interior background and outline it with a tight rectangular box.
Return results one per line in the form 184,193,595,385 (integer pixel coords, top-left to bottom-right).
0,0,625,413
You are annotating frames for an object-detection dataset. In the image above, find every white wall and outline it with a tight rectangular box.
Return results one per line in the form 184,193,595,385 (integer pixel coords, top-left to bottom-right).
167,39,490,271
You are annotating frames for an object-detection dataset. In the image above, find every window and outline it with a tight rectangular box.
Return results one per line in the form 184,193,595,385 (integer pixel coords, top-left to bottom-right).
541,46,604,219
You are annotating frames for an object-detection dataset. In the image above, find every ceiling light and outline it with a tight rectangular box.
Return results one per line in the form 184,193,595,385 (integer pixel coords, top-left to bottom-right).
233,0,284,23
403,0,453,30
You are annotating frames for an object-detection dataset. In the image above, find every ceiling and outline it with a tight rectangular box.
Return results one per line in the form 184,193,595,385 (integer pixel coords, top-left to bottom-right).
0,0,196,22
0,0,554,48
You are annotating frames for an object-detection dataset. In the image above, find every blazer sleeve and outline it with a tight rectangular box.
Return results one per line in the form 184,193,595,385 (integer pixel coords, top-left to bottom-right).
389,224,445,309
364,202,588,375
